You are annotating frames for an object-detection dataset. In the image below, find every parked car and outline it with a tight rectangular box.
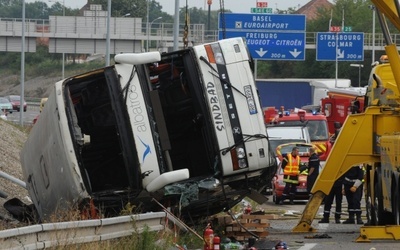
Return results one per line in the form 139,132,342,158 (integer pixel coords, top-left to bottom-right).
6,95,27,112
0,97,13,114
271,142,314,204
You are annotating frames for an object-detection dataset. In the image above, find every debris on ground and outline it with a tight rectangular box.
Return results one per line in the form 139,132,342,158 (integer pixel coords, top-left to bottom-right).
304,233,332,239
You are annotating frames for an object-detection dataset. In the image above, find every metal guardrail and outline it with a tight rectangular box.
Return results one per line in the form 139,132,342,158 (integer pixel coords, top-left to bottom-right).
26,101,39,107
0,212,169,249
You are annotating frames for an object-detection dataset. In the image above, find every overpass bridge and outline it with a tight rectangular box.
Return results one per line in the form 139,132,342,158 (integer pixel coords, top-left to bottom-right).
0,16,205,55
1,16,398,58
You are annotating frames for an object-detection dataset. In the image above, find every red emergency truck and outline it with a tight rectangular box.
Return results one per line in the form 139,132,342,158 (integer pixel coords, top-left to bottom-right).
264,107,332,161
320,88,366,135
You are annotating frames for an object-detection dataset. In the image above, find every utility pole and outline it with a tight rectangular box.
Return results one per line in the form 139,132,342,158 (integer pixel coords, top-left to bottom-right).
207,0,212,32
146,0,149,51
20,0,25,126
106,0,111,66
62,0,65,79
328,10,339,88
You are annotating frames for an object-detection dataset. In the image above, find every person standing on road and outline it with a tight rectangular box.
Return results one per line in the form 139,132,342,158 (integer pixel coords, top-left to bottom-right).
307,147,320,195
280,147,301,205
318,177,343,223
342,165,364,224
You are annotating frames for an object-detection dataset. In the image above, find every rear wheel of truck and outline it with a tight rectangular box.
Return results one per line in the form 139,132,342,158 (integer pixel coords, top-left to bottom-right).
365,181,376,225
374,174,384,225
391,176,400,225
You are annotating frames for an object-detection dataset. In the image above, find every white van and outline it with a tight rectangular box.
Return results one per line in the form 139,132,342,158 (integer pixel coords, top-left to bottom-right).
20,38,276,220
267,125,312,152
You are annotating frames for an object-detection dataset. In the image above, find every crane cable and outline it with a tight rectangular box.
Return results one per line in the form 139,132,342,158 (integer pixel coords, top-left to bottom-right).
183,0,189,48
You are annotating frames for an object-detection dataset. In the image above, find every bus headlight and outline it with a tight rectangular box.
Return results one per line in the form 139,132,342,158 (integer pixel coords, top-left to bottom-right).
230,145,248,170
238,159,247,169
236,147,246,158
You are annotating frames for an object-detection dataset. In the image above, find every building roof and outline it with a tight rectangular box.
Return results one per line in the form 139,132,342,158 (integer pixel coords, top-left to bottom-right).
296,0,334,20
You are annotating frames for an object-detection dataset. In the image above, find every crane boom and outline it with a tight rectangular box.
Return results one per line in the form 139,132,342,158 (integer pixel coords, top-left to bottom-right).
293,0,400,233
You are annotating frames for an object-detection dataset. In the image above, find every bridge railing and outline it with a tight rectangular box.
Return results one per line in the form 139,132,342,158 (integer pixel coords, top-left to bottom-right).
1,18,400,50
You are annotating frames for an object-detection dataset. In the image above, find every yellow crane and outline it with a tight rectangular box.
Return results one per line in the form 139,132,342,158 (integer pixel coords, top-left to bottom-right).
293,0,400,242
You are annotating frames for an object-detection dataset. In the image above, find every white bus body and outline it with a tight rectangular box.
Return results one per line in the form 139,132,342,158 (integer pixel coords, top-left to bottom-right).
20,38,276,220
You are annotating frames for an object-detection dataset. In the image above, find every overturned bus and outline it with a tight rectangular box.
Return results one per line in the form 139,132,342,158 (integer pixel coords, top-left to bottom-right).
20,38,276,221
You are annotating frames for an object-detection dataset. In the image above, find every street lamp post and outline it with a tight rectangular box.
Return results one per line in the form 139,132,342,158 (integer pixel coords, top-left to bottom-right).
20,0,25,126
146,0,149,51
62,0,65,78
147,17,162,52
105,0,111,66
350,64,364,87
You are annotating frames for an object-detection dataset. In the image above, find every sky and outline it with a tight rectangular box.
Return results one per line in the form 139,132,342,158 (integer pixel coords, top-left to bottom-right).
158,0,314,15
39,0,327,15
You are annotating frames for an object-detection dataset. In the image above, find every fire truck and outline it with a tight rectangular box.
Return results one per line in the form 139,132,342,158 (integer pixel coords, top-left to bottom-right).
264,107,332,161
320,88,366,135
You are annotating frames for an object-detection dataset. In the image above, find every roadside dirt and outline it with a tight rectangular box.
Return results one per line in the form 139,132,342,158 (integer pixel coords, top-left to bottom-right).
0,119,30,228
0,73,68,229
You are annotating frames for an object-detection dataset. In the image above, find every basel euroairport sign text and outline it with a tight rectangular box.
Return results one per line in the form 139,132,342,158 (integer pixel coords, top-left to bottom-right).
219,13,306,61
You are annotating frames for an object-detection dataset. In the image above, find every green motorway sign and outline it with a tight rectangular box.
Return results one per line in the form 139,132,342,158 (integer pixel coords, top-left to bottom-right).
343,26,352,32
251,7,273,13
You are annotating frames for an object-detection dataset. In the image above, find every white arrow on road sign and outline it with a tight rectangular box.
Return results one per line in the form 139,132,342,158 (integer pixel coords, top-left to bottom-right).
337,48,344,59
316,32,363,61
289,48,302,58
255,48,268,57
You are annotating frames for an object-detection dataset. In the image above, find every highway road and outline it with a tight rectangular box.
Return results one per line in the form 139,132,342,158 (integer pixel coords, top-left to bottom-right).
5,104,39,125
2,104,399,249
254,196,398,250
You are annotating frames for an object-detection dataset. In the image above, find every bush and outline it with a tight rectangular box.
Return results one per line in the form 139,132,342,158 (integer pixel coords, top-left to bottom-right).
0,48,107,80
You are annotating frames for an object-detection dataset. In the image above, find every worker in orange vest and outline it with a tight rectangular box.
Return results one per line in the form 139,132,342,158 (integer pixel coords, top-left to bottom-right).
279,147,302,205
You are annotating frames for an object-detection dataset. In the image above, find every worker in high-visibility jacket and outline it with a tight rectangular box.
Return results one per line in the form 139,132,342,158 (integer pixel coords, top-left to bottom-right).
280,147,302,205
